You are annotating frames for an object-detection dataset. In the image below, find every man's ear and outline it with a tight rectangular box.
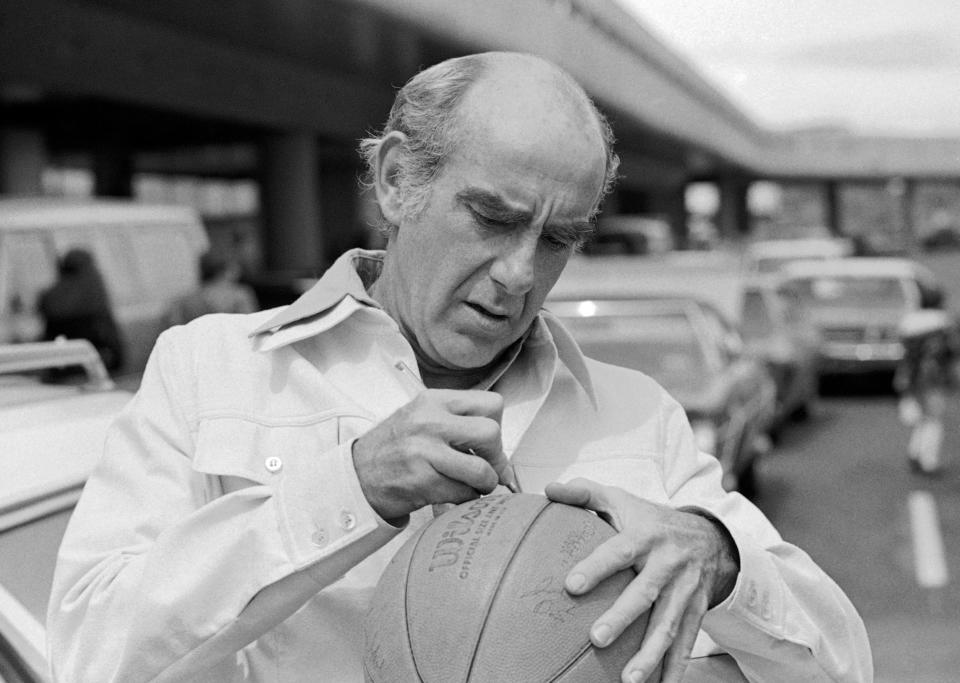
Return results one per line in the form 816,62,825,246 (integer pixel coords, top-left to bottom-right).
373,131,407,227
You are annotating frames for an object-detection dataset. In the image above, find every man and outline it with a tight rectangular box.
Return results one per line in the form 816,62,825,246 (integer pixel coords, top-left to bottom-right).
895,308,959,474
48,52,871,682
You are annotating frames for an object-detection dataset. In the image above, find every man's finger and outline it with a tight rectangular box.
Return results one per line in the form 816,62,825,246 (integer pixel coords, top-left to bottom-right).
587,567,666,649
430,446,500,494
622,574,699,682
430,388,504,422
565,531,652,595
442,415,503,461
544,477,609,509
657,599,706,683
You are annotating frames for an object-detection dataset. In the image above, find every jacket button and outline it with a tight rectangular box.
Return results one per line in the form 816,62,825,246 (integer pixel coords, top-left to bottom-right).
264,456,283,473
312,527,327,547
339,510,357,531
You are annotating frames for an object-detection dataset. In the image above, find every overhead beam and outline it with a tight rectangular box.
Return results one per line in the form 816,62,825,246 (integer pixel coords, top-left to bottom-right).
0,0,393,138
352,0,768,169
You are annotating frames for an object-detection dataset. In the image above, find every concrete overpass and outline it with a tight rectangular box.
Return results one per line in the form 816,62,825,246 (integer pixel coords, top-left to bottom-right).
1,0,958,271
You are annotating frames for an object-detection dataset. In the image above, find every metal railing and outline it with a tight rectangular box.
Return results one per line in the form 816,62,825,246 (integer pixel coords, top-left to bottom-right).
0,339,114,390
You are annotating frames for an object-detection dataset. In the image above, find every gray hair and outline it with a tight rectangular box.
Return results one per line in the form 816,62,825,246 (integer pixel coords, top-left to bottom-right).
358,52,620,236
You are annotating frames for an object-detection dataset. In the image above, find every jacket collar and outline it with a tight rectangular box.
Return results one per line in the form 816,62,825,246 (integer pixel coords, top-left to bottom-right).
249,248,596,405
249,249,383,337
537,309,598,408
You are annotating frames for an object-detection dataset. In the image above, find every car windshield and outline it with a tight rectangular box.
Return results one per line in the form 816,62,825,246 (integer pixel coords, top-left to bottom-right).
558,311,714,394
789,276,907,309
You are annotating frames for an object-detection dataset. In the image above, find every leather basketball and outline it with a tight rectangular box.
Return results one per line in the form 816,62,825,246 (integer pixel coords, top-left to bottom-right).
363,493,652,682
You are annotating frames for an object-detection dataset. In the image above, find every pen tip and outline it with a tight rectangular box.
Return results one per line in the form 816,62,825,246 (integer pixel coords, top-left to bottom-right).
500,466,521,493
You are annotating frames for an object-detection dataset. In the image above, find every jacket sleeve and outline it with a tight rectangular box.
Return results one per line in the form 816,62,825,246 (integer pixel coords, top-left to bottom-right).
658,394,873,682
46,329,400,682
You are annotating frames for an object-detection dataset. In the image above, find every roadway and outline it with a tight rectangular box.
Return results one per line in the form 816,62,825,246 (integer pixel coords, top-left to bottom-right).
753,378,960,683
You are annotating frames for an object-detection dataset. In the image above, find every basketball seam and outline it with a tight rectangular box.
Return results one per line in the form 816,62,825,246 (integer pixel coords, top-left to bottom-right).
464,496,552,683
551,642,596,681
403,520,433,683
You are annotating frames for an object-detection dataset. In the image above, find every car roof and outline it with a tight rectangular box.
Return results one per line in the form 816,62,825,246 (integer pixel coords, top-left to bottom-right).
779,257,930,279
746,237,853,259
550,254,744,320
547,293,705,317
0,340,132,515
0,197,203,231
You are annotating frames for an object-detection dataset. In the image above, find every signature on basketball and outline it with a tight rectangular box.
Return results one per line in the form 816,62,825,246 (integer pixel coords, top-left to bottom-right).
520,520,600,623
521,575,580,623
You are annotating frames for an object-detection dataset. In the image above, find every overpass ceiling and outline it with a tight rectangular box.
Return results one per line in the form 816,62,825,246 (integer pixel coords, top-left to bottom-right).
0,0,755,182
1,0,956,182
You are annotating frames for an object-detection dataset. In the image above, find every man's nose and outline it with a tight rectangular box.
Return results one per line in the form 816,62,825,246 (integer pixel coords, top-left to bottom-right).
489,233,537,296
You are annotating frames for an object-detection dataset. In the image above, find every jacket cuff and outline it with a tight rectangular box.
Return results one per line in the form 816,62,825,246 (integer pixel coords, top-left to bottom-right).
695,508,787,641
274,440,402,578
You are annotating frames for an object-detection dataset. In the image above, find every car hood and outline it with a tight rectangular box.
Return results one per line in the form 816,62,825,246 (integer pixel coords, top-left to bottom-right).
663,373,727,415
0,390,132,511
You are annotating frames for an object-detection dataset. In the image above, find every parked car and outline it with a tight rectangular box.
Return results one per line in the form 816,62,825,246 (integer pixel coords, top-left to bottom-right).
744,237,853,275
558,253,816,433
736,276,821,428
777,257,945,378
0,197,209,374
0,339,133,683
546,294,776,496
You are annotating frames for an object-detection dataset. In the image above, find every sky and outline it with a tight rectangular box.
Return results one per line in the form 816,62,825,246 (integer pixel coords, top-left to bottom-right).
616,0,960,137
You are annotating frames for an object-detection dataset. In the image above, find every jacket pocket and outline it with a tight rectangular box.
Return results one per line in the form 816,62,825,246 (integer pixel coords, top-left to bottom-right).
191,415,342,493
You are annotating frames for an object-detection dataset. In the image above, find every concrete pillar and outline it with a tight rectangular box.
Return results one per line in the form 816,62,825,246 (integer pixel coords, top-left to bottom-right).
824,181,843,236
647,185,688,250
897,178,918,254
0,127,46,195
318,147,365,268
716,175,750,241
260,130,321,272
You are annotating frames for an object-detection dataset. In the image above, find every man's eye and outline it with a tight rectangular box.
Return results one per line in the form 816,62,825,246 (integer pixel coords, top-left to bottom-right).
473,211,509,228
541,233,572,252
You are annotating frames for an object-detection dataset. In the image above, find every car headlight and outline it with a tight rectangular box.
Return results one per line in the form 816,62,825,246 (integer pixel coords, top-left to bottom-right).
691,419,718,455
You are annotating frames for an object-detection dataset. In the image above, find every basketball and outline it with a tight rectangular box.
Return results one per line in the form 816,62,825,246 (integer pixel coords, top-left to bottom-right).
363,493,653,682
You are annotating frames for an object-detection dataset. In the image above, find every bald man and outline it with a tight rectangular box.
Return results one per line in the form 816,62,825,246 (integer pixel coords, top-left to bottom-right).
49,52,871,682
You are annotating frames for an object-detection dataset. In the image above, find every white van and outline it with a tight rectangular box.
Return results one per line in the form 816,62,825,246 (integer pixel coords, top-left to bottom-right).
0,197,209,373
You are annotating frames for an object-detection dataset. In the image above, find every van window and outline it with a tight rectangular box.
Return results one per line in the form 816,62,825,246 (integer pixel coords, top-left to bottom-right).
0,232,58,314
130,227,201,303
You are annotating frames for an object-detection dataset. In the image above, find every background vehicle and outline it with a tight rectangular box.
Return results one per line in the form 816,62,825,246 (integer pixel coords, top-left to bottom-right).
737,276,821,429
0,198,209,374
546,294,776,496
0,339,133,682
744,237,853,275
778,257,945,380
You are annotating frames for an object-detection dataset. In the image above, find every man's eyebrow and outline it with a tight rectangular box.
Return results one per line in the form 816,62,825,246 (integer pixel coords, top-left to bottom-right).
456,187,595,237
456,188,529,222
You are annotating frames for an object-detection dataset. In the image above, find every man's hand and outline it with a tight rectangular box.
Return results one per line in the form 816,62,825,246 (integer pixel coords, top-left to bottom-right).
352,389,509,523
545,478,740,683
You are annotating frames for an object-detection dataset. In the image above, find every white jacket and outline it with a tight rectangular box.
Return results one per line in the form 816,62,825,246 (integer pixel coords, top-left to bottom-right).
48,249,872,682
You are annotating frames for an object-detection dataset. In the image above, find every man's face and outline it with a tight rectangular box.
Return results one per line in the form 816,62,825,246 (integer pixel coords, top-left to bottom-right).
383,79,607,374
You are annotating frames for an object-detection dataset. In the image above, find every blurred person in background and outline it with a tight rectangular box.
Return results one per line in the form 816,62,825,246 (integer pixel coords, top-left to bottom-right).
166,250,258,326
48,52,870,682
39,247,124,372
895,308,960,475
